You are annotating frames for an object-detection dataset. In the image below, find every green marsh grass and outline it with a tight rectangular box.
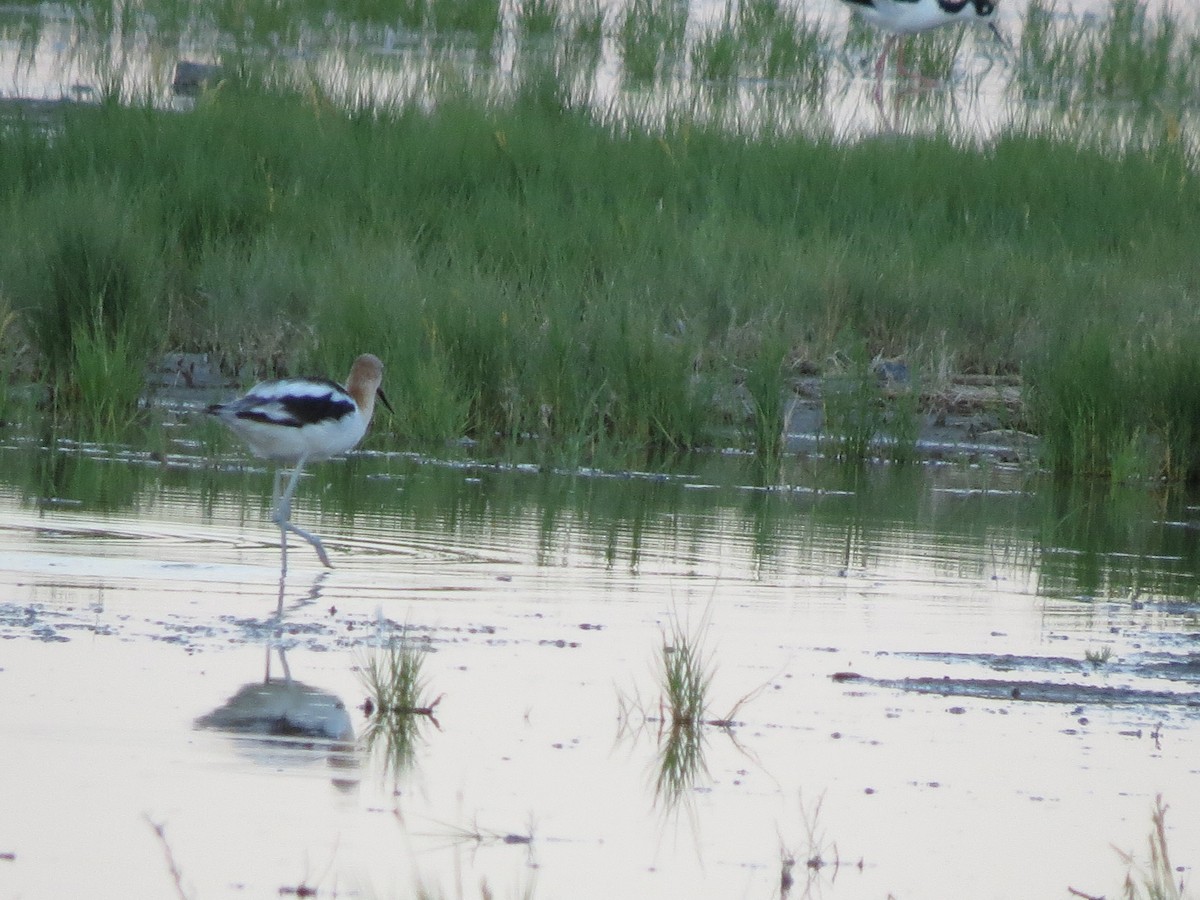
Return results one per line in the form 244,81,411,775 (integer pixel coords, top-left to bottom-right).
516,0,558,37
1140,340,1200,484
6,186,164,428
764,14,825,87
12,191,162,375
741,327,791,463
906,23,968,82
558,0,604,79
646,606,762,808
737,0,827,87
358,635,438,719
0,294,16,425
618,0,686,83
821,353,884,465
1025,329,1200,482
1019,0,1200,109
1016,0,1080,102
1086,0,1188,103
881,371,921,464
838,12,975,85
842,9,967,83
1025,330,1139,480
692,11,740,84
428,0,500,50
569,0,603,36
70,317,147,435
2,61,1200,463
613,609,739,809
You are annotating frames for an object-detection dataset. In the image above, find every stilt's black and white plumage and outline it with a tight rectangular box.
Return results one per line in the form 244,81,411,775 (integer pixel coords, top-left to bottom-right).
840,0,1001,80
207,353,393,572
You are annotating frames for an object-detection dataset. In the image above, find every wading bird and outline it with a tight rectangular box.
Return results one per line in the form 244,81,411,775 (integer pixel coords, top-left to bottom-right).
207,353,393,572
840,0,1002,81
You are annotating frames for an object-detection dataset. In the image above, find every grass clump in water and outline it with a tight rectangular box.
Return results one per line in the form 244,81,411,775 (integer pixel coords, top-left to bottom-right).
692,5,741,84
742,325,792,464
357,635,442,779
660,613,713,728
1025,329,1144,481
1083,646,1112,667
1072,795,1191,900
647,608,764,807
516,0,558,37
1139,341,1200,485
618,0,686,83
1117,796,1188,900
0,295,18,427
1027,328,1200,483
70,316,147,435
1019,0,1200,109
880,363,921,464
820,347,885,465
653,611,715,807
359,636,433,716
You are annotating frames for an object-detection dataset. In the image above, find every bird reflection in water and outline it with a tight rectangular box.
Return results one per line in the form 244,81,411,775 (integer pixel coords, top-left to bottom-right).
195,570,359,790
194,644,360,790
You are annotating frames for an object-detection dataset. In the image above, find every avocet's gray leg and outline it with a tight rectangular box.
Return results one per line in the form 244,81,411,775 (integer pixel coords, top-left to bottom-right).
271,455,332,569
286,522,332,568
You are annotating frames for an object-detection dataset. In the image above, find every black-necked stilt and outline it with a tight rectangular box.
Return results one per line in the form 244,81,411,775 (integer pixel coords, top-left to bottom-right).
840,0,1001,80
207,353,393,571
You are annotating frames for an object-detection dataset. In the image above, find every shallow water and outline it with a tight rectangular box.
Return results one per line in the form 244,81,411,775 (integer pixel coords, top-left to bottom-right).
1,0,1196,144
1,440,1198,899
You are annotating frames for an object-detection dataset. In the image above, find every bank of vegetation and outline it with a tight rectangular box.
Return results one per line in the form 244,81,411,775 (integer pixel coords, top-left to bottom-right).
0,0,1197,479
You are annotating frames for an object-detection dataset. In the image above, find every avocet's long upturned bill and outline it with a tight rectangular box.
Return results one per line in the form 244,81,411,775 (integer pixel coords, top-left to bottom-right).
207,353,393,571
840,0,1000,79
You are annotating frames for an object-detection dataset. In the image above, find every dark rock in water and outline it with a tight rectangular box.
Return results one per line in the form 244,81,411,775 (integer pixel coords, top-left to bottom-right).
150,352,221,388
873,357,910,385
172,60,223,95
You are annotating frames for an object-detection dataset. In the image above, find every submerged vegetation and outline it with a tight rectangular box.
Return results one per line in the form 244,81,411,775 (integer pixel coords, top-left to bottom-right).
0,0,1196,476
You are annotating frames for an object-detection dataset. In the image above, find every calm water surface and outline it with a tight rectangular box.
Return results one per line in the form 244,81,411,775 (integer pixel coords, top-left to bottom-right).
1,439,1198,898
1,0,1196,141
2,0,1197,894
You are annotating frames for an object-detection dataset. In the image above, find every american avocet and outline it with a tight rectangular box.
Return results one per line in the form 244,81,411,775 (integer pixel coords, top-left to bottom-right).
207,353,393,571
840,0,1001,81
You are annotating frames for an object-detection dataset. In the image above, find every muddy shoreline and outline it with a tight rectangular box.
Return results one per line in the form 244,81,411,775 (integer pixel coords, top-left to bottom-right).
154,353,1036,464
